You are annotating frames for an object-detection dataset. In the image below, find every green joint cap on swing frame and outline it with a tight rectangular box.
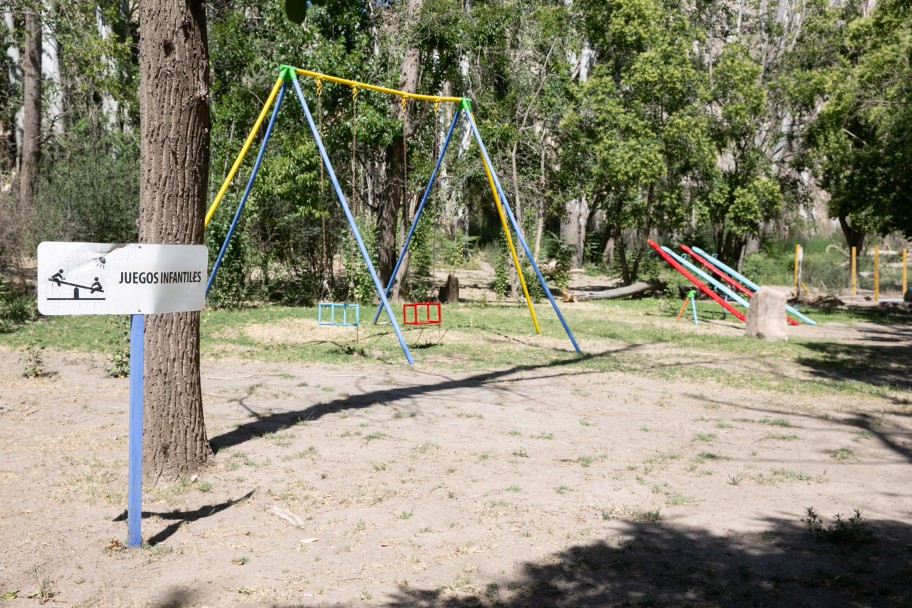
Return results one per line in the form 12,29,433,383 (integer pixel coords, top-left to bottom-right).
458,98,473,112
278,65,297,82
687,289,697,298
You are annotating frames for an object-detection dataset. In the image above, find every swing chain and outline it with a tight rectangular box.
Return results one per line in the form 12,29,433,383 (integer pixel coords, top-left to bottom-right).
350,85,359,211
315,77,323,97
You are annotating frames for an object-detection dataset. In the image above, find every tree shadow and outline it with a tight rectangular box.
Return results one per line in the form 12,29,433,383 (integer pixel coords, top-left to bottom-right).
208,347,634,453
370,516,912,607
795,331,912,392
682,396,912,466
113,489,255,546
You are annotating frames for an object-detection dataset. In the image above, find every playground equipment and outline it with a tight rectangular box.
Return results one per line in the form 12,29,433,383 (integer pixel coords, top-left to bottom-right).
681,245,799,327
647,240,746,322
848,245,908,301
203,65,581,361
662,245,753,312
318,302,359,326
367,84,581,355
403,301,441,326
675,289,698,326
690,246,815,326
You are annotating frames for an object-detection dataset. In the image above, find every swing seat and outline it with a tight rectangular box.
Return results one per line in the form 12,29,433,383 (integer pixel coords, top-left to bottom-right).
403,302,441,326
318,302,360,326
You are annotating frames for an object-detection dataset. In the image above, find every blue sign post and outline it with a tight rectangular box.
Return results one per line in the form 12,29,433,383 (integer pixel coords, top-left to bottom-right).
127,314,145,547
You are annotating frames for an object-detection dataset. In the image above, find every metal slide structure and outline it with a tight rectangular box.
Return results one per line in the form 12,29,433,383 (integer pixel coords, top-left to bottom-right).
646,240,746,322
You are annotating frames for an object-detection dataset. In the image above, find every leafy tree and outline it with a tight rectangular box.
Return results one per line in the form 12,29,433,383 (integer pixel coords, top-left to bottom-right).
564,0,714,283
704,42,783,263
799,0,912,246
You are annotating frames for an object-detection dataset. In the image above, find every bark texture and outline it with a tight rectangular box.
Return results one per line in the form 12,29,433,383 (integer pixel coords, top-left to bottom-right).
19,6,41,210
138,0,211,481
376,0,422,297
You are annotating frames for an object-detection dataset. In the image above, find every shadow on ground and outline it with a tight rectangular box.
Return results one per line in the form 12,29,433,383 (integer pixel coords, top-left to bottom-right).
330,517,908,607
114,489,255,546
795,320,912,392
208,348,630,453
148,515,912,607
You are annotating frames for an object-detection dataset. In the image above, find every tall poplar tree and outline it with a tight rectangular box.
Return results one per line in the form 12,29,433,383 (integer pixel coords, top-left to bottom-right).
138,0,211,481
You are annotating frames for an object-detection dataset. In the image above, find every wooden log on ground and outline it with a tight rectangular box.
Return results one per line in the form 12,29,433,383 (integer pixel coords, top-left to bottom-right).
570,279,665,301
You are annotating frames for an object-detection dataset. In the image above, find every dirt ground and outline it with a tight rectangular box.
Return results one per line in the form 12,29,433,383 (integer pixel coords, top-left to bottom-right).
1,311,911,608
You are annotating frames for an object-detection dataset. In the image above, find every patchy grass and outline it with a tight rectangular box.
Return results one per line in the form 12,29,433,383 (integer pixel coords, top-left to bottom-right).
6,300,908,404
829,447,856,461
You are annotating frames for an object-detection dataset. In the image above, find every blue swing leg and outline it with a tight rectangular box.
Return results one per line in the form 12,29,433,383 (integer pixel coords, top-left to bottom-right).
372,110,462,325
206,83,287,295
463,110,582,354
126,314,144,547
289,74,414,365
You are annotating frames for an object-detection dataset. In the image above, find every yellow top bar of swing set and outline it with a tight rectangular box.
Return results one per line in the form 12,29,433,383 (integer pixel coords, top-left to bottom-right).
205,69,463,228
294,68,463,104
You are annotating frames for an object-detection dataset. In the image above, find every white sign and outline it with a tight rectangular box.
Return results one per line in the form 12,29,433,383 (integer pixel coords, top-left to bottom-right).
37,242,208,316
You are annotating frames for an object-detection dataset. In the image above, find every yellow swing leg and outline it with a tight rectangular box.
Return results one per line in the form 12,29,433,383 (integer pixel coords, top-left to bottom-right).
204,77,285,227
478,148,541,335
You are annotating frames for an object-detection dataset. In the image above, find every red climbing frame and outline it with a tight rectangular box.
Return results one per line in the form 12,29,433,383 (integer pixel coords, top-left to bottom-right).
403,302,441,325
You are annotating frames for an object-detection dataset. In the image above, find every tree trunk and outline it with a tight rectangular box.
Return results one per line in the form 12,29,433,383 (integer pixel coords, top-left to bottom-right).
615,226,632,285
0,5,22,170
1,10,19,171
561,195,588,268
19,5,41,212
376,0,423,297
138,0,211,482
40,0,61,136
838,215,866,252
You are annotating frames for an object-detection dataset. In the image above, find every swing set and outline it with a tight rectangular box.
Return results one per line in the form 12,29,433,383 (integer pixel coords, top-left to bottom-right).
204,65,581,365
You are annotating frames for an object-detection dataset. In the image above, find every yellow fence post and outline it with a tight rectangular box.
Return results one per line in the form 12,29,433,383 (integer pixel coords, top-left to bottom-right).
874,245,880,302
903,248,908,295
851,246,857,296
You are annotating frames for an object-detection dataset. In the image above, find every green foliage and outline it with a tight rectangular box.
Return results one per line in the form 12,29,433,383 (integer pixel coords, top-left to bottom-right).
341,216,378,304
107,317,130,378
20,335,49,378
492,237,510,298
205,216,250,309
803,507,875,545
798,0,912,240
0,278,35,333
33,130,140,244
283,0,309,25
405,212,435,300
550,240,573,292
15,0,908,307
521,263,544,303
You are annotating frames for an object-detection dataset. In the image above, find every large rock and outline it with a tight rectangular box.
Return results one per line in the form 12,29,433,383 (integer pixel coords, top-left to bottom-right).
745,287,788,341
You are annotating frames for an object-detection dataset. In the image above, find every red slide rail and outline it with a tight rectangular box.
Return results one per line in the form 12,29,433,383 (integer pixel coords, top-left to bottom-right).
647,240,746,323
679,245,753,298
